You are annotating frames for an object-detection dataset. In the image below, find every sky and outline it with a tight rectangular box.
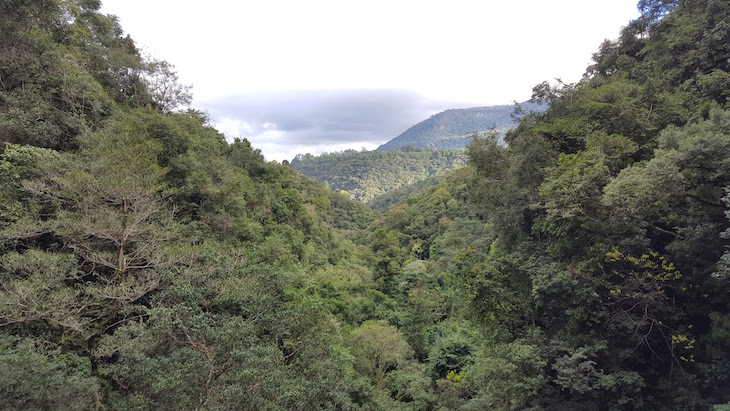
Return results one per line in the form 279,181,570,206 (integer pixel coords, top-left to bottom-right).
100,0,640,162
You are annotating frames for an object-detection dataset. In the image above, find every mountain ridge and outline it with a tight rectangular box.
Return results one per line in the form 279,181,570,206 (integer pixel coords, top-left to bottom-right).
377,101,544,151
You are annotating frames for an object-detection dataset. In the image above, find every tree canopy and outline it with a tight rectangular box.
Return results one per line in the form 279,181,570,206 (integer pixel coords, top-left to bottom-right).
2,0,730,410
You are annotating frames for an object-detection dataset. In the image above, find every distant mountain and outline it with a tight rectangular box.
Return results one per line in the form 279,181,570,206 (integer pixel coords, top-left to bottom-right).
377,102,544,151
290,149,466,204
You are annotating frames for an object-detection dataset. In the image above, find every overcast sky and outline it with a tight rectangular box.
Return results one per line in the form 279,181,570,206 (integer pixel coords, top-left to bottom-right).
101,0,640,162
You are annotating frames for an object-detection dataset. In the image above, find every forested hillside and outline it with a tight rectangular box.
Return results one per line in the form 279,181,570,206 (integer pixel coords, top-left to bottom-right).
366,0,730,407
291,149,466,204
377,103,544,151
0,2,378,409
2,0,730,410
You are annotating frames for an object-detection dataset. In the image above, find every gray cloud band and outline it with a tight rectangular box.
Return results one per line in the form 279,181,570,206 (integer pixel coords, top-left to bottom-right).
202,89,474,145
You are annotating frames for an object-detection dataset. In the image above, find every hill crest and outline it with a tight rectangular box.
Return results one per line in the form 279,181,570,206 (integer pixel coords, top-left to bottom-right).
377,102,543,151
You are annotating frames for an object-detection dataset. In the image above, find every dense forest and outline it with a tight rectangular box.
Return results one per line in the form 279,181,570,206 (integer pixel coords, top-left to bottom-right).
291,149,466,204
376,103,544,151
2,0,730,410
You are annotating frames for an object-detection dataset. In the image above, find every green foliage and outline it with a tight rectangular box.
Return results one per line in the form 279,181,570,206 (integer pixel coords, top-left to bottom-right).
450,1,730,408
0,33,377,407
3,0,730,409
427,320,478,380
0,250,87,335
0,144,59,244
366,176,442,211
99,263,356,410
348,320,415,389
291,148,466,204
464,340,546,411
0,335,98,411
0,0,190,151
551,341,644,407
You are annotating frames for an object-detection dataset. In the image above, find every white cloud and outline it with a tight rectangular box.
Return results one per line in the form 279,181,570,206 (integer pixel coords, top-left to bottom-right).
100,0,641,160
214,117,256,138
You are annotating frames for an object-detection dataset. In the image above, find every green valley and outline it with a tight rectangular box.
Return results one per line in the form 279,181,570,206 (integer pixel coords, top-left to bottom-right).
291,149,466,205
2,0,730,410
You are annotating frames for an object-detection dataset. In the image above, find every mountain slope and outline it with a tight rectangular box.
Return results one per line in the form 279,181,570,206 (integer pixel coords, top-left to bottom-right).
291,103,543,205
291,149,466,204
377,102,544,151
4,0,730,410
